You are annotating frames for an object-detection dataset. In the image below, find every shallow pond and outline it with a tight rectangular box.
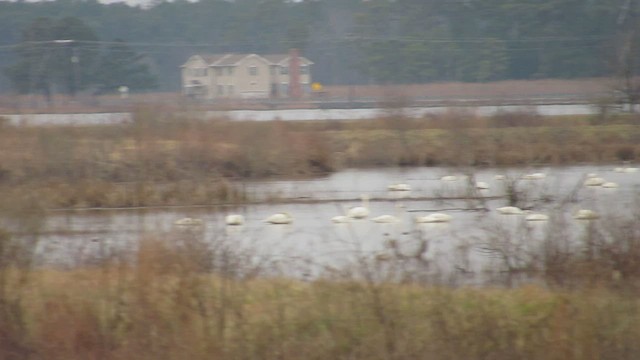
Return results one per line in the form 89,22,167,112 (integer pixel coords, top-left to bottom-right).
7,164,640,285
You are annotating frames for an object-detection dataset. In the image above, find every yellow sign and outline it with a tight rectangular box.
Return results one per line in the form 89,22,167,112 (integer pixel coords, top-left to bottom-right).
311,82,323,92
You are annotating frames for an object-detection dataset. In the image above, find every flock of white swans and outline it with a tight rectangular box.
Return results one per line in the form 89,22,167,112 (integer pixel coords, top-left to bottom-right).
173,166,637,228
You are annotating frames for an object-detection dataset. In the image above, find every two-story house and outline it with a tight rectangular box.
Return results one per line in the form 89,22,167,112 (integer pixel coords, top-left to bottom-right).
181,52,313,100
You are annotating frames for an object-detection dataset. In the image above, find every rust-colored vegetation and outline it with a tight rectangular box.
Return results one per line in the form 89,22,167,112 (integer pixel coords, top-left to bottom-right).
0,227,640,360
0,108,639,209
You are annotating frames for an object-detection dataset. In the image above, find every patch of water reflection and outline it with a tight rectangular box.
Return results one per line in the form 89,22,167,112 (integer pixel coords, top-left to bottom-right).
7,164,639,286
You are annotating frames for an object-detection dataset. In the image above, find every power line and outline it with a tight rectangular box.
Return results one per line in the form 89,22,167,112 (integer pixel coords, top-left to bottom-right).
0,33,618,52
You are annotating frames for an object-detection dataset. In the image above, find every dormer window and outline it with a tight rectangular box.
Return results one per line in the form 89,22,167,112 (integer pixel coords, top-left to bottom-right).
248,66,258,76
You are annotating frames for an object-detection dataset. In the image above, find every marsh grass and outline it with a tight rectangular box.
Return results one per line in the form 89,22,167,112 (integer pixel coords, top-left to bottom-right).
2,228,640,359
2,186,640,358
3,104,640,358
0,107,639,210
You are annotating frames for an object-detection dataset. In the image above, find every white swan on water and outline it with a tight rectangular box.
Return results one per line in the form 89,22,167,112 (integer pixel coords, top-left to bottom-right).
496,206,524,215
331,215,351,224
615,167,638,173
584,177,606,187
265,212,293,224
441,175,458,182
225,214,245,226
371,214,401,223
574,209,599,220
475,181,490,190
415,213,452,223
388,183,411,191
371,204,404,223
525,213,549,222
521,173,546,180
347,195,370,219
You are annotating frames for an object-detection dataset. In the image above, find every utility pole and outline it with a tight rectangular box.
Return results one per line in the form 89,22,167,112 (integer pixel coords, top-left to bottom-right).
71,45,80,98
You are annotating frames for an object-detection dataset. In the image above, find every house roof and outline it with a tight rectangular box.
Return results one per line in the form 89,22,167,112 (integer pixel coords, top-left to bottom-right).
263,54,314,66
200,54,229,64
215,53,259,66
185,53,313,67
262,54,289,64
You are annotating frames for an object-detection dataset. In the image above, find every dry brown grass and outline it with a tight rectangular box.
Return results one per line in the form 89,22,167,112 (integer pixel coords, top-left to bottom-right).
0,231,640,360
325,78,610,100
0,107,639,209
2,184,640,359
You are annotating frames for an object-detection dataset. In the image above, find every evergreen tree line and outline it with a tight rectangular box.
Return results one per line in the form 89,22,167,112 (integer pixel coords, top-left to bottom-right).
0,0,638,94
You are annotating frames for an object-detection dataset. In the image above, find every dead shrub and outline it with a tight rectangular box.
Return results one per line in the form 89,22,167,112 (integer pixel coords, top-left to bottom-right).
615,146,636,161
488,110,543,128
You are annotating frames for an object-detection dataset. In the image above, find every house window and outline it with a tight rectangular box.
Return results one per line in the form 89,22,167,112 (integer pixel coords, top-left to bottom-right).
226,67,233,75
217,85,224,95
192,68,207,76
280,66,289,75
248,66,258,76
215,68,223,76
300,65,309,74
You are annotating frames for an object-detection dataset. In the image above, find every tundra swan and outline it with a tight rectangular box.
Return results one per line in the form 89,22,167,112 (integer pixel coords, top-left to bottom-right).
371,214,401,223
574,209,599,220
371,203,404,223
225,214,245,226
331,215,351,224
602,182,619,188
584,177,606,187
331,204,353,223
475,181,490,190
615,167,638,173
525,213,549,222
265,212,293,224
522,173,546,180
496,206,524,215
441,175,458,181
494,175,506,180
415,213,452,223
387,183,411,191
347,195,370,219
174,217,204,226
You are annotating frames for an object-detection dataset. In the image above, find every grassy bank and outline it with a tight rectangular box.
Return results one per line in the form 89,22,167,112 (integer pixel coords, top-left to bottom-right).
1,232,640,360
0,108,639,209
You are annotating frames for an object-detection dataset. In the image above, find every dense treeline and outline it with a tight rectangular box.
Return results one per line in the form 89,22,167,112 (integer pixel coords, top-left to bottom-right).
0,0,638,92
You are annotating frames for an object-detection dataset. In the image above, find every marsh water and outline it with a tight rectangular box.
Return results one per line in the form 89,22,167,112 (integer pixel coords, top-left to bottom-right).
2,103,601,126
8,164,640,285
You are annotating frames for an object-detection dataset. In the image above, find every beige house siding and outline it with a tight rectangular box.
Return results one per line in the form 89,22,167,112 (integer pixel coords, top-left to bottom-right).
181,53,313,100
232,55,271,99
181,56,211,98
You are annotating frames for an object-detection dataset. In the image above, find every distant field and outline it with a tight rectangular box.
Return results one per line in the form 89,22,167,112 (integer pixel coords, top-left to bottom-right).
0,78,616,114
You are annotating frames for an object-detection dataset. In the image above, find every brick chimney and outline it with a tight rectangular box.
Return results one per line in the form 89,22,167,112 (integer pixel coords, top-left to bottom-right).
288,48,302,99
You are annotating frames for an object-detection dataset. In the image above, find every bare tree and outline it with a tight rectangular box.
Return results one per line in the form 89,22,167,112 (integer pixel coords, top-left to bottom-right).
613,0,640,112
